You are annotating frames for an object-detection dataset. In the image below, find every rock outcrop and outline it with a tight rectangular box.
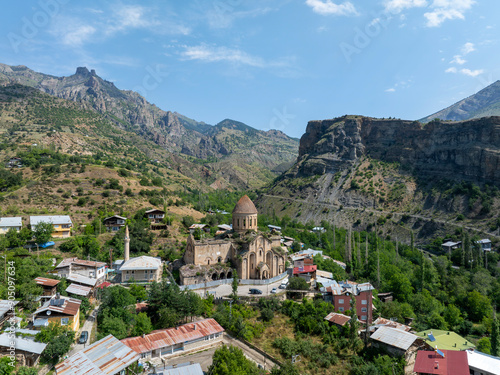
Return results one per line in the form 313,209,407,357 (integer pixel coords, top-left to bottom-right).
293,115,500,186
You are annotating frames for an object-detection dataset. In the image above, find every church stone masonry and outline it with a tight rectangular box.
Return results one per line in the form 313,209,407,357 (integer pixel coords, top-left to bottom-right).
180,196,286,285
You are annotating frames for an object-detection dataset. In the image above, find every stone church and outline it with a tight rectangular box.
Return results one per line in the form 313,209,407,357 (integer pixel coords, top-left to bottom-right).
180,195,286,285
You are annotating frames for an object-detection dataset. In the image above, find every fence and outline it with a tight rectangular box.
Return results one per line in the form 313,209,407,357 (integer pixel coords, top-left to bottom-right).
179,272,288,291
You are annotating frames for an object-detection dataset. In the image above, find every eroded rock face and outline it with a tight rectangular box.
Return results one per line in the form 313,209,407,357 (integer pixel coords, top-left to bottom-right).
294,115,500,185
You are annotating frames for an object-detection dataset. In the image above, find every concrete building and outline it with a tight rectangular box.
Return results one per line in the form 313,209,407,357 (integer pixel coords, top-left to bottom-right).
30,215,73,238
53,257,106,285
121,319,224,362
323,280,375,324
180,196,286,285
0,217,22,234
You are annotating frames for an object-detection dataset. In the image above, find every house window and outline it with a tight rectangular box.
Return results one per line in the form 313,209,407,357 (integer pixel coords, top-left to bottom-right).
339,307,344,312
361,307,367,312
338,299,344,304
61,317,69,326
361,300,367,305
361,315,367,321
141,353,148,359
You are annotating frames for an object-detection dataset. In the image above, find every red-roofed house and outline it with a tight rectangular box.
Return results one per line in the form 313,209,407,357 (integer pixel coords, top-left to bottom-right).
324,312,351,330
413,349,468,375
293,265,317,283
121,318,224,362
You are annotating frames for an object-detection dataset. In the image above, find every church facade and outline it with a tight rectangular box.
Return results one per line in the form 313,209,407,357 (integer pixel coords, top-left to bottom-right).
180,196,286,285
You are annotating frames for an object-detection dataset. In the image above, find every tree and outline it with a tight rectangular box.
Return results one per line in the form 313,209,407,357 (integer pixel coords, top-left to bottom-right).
287,277,309,299
208,345,262,375
491,312,499,356
231,269,239,302
16,367,38,375
131,312,153,337
0,357,14,375
33,221,54,246
477,337,491,354
41,330,74,364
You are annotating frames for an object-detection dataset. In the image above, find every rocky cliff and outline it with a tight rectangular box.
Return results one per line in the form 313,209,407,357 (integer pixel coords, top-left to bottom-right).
293,115,500,186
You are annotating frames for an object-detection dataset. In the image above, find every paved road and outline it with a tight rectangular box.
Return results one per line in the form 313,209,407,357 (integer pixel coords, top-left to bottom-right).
190,276,288,299
68,305,100,356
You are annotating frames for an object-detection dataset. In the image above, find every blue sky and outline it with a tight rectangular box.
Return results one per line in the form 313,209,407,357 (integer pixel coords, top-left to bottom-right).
0,0,498,138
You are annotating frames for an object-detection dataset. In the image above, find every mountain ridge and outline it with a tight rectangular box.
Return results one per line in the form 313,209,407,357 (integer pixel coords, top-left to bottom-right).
420,80,500,122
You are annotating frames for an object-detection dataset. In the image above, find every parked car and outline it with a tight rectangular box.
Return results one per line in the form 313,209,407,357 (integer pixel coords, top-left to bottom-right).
249,288,263,294
78,331,88,344
271,287,278,294
279,282,288,289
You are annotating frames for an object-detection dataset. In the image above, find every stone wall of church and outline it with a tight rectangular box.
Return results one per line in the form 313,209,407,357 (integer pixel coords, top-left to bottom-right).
232,213,257,232
183,235,233,266
238,235,285,280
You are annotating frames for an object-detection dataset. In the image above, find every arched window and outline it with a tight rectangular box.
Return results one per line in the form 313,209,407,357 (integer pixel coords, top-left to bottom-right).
207,259,210,265
243,219,246,227
217,257,222,263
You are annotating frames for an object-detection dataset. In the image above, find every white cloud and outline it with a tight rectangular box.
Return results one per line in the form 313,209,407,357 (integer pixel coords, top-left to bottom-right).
460,68,483,77
385,88,396,92
445,67,483,77
383,0,427,14
305,0,358,16
424,0,475,27
205,6,272,29
461,42,475,55
450,55,466,65
181,45,268,68
52,20,96,47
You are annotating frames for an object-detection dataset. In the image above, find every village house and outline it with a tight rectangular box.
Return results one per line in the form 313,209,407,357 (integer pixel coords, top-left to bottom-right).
0,300,18,329
476,238,492,252
323,280,375,324
121,318,224,362
53,257,106,284
30,215,73,238
35,277,60,302
103,215,127,232
370,317,412,333
0,217,22,234
180,196,286,285
413,349,469,375
466,349,500,375
0,333,47,367
441,240,461,255
6,157,22,168
145,208,166,229
370,326,432,374
324,312,351,331
33,295,81,331
55,334,140,375
65,283,93,299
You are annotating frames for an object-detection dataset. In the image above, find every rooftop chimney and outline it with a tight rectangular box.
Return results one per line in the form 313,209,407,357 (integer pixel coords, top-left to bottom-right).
194,323,197,330
124,225,130,262
434,361,439,369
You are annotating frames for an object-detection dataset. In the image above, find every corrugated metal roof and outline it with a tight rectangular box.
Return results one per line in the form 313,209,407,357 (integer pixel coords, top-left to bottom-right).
34,296,81,316
372,317,412,332
145,209,165,214
67,274,97,287
0,300,19,317
56,257,106,269
56,334,140,375
66,283,92,296
30,215,73,226
324,312,351,326
371,326,419,351
104,215,127,221
121,318,224,354
161,363,204,375
119,256,161,271
0,333,47,354
467,350,500,374
0,217,22,227
35,277,60,287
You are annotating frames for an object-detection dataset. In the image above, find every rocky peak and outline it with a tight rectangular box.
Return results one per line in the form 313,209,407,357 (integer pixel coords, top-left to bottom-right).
74,67,96,77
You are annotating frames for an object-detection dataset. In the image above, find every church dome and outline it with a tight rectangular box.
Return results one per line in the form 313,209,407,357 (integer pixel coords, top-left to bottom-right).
232,195,258,215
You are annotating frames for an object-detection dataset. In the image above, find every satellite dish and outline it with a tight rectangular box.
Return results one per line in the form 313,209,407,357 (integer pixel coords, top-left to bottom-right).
46,311,51,315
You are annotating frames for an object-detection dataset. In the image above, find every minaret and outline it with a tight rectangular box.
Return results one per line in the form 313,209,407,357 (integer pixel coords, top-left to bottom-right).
124,225,130,262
